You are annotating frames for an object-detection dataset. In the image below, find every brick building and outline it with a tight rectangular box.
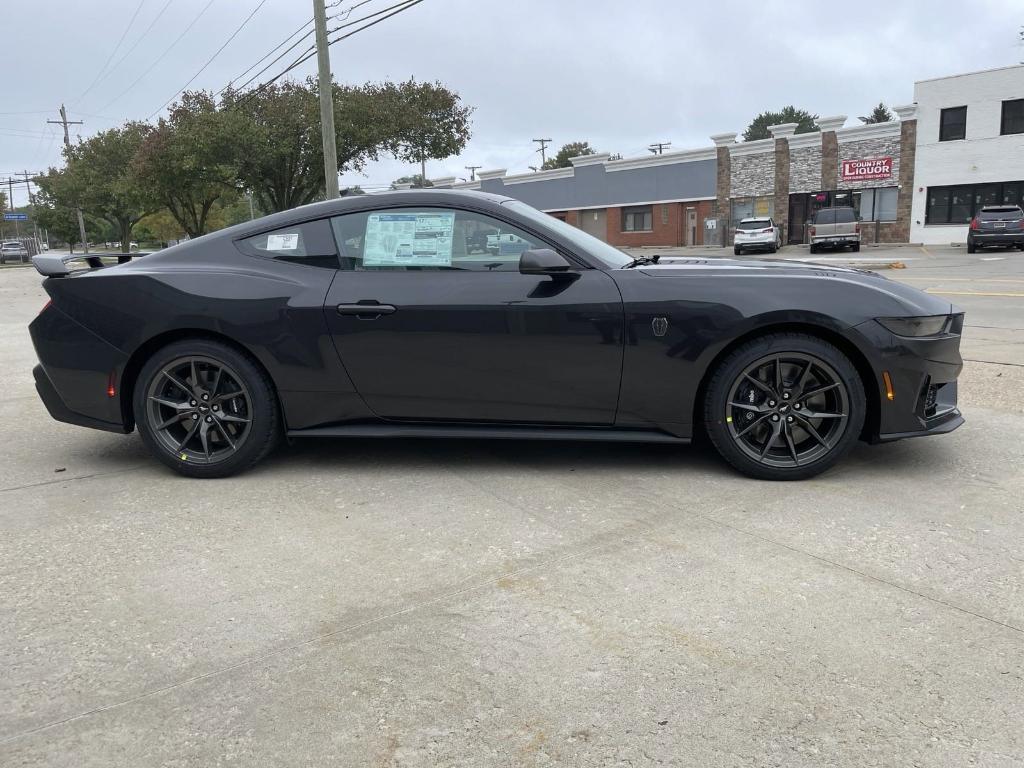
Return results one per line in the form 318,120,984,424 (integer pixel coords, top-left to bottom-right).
429,105,918,247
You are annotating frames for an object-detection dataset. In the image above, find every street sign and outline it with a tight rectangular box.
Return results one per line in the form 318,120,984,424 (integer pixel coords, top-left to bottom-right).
3,213,28,221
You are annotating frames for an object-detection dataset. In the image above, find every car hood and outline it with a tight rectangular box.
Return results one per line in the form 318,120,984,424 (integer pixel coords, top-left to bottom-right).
632,257,955,317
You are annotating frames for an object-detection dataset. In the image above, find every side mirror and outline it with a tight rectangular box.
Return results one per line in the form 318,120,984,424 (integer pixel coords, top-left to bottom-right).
519,248,572,275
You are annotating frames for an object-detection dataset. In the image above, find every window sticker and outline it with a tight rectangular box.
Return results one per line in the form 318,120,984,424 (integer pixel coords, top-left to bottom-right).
266,233,299,251
363,212,455,266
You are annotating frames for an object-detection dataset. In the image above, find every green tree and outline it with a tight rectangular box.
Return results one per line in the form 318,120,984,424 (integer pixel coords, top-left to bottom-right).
541,141,596,170
133,91,241,238
391,175,432,189
221,78,470,212
0,189,6,211
742,107,819,141
34,170,105,251
859,102,894,124
62,122,160,253
387,79,473,180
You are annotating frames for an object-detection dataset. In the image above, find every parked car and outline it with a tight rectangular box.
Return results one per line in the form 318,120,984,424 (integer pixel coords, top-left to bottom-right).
1,241,29,263
29,190,963,481
808,207,861,253
967,206,1024,253
734,217,782,255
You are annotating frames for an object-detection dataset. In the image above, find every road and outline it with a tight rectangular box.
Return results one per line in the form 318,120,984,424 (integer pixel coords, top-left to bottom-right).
1,247,1023,767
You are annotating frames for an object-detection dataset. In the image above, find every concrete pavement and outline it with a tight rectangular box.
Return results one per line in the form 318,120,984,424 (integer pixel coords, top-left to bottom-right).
1,253,1023,766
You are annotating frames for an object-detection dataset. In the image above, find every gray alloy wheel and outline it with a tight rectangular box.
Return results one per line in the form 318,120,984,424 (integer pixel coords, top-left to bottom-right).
145,355,253,464
704,333,865,480
134,339,281,478
724,352,849,469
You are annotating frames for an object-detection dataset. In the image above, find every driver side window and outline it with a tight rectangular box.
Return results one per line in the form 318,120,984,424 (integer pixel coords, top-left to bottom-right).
329,207,547,271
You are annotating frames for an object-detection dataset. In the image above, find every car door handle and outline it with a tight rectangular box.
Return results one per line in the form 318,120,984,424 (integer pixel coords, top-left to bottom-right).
336,302,397,318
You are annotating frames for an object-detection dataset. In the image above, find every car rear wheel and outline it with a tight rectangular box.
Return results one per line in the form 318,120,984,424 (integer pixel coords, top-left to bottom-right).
703,334,865,480
133,339,281,478
967,239,976,254
734,246,742,255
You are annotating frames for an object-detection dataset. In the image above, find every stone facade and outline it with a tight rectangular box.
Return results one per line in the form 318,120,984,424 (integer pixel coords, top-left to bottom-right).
715,144,731,235
837,135,902,189
773,138,790,242
789,145,822,193
821,132,838,190
730,151,775,197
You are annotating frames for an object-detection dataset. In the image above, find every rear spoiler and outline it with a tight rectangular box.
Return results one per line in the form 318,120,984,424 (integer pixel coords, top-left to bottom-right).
32,252,149,277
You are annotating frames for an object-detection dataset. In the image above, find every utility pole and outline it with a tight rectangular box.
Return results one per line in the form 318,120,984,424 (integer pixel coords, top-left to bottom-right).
313,0,340,199
465,165,481,181
532,138,552,167
648,141,672,155
19,170,42,249
48,105,89,253
6,177,19,237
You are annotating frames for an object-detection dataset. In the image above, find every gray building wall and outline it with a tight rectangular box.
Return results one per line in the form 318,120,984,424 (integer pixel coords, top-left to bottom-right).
729,151,775,197
837,135,902,189
474,158,716,211
789,145,822,193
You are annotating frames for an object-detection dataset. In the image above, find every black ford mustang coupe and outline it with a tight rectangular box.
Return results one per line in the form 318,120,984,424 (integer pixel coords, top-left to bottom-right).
29,190,963,480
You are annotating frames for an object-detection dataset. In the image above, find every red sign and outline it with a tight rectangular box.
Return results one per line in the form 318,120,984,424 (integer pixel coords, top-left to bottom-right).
841,157,893,182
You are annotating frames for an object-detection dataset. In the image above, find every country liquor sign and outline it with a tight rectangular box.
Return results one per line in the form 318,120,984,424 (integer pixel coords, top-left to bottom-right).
841,157,893,182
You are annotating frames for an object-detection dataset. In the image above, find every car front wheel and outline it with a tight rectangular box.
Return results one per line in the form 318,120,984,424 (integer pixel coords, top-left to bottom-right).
133,339,281,478
703,334,866,480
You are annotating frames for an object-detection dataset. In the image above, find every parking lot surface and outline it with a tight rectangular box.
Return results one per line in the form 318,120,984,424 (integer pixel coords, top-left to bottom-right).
2,245,1023,767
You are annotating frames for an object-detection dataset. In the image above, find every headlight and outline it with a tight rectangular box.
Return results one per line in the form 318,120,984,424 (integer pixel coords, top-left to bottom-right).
876,315,950,337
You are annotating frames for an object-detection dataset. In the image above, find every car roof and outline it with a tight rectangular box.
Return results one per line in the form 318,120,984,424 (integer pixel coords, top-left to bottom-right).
980,205,1022,211
739,217,772,222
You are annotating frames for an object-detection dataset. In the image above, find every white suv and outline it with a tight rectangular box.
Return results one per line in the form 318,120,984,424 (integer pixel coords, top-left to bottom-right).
734,217,782,255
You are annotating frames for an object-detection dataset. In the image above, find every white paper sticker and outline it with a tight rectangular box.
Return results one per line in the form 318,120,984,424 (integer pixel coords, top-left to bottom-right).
266,233,299,251
363,212,455,266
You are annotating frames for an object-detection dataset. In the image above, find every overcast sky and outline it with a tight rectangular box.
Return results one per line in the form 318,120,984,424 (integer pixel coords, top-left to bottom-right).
2,0,1021,206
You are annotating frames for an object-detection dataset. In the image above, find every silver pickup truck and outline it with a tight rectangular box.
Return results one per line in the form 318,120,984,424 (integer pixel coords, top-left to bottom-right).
808,207,861,254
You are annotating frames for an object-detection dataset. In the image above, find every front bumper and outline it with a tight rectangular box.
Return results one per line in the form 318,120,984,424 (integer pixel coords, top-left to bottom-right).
852,318,964,442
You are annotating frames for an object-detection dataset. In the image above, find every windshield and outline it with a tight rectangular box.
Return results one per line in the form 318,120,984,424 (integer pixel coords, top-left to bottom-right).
737,220,771,230
502,200,633,268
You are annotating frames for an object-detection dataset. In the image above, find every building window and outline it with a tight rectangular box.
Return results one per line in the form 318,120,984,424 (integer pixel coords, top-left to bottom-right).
622,206,653,232
939,106,967,141
1001,99,1024,136
924,181,1024,224
851,187,898,222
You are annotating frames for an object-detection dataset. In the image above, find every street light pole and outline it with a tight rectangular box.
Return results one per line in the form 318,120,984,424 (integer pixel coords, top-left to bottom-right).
313,0,340,199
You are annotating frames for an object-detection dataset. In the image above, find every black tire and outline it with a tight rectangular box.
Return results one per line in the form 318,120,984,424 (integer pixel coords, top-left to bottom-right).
133,339,281,478
768,243,778,254
703,333,866,481
967,239,976,254
733,246,742,256
852,242,860,252
809,244,818,254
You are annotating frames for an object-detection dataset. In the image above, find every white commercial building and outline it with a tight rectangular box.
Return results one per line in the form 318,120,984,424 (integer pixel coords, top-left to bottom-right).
910,64,1024,245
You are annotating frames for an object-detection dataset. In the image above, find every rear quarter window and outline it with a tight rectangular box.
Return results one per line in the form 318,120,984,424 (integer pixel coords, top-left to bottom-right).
236,219,338,268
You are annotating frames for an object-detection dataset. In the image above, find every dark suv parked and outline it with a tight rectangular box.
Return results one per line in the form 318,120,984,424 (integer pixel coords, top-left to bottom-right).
967,206,1024,253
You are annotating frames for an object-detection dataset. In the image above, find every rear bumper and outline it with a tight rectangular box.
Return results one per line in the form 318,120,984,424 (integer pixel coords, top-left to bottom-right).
33,365,128,433
735,237,775,250
811,235,860,245
969,232,1024,246
29,303,131,433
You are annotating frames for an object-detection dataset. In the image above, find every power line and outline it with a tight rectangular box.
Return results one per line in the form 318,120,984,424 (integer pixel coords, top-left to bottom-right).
229,27,317,94
97,0,218,114
78,0,175,110
244,0,425,95
73,0,149,106
217,19,314,97
147,0,270,119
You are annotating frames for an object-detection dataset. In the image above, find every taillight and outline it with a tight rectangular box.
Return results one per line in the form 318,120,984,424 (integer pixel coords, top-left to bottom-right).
761,228,773,233
855,223,861,234
809,226,816,237
969,217,980,231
